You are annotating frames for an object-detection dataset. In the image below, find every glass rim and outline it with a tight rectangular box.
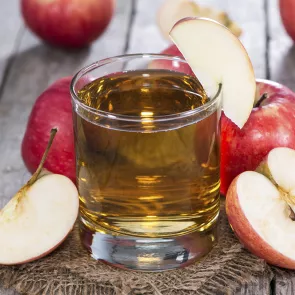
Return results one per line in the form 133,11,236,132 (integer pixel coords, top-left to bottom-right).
70,53,221,123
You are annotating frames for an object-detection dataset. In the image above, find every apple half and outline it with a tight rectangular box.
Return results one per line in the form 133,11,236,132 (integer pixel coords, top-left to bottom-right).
0,129,79,265
226,147,295,269
170,18,256,128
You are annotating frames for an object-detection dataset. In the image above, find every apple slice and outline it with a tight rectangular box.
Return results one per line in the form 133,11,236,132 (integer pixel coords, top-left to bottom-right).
157,0,242,40
0,129,79,265
226,147,295,269
170,18,256,128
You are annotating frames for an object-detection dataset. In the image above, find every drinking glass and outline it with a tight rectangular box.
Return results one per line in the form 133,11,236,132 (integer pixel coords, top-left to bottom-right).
71,54,221,271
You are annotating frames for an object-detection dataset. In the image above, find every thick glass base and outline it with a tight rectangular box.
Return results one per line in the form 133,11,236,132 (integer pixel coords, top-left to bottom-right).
79,216,219,272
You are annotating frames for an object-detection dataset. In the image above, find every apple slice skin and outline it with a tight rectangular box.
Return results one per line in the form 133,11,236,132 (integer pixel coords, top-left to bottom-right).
226,173,295,269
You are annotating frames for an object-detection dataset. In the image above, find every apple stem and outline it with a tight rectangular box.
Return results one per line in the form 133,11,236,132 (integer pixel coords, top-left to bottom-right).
27,128,58,186
254,93,268,108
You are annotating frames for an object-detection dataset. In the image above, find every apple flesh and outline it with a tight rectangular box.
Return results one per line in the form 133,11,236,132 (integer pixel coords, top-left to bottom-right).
22,77,76,183
0,130,79,265
21,0,115,48
221,79,295,195
280,0,295,42
170,17,256,128
226,147,295,269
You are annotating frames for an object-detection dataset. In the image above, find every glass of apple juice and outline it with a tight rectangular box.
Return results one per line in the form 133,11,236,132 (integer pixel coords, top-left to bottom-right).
70,54,221,271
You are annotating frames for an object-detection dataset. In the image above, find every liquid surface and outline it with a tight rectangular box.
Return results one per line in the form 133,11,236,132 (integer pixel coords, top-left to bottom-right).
75,70,220,238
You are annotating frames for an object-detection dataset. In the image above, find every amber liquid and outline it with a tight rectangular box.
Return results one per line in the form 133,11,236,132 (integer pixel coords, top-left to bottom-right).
75,70,220,238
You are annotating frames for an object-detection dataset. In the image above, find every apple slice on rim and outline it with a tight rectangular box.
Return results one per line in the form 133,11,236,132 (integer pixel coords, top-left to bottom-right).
226,147,295,269
169,17,256,128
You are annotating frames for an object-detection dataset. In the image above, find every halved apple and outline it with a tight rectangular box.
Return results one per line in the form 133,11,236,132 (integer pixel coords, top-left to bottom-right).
170,17,255,128
0,129,79,265
226,147,295,269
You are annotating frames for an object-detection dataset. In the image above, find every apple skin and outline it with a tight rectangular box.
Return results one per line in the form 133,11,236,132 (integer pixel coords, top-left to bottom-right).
21,0,115,48
21,77,76,183
280,0,295,42
221,79,295,195
226,176,295,269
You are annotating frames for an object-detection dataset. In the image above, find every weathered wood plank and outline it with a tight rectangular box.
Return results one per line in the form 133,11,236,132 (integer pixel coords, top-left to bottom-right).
0,3,131,294
127,0,169,53
128,0,266,79
0,0,24,92
271,267,295,295
268,0,295,90
0,0,132,208
0,1,132,294
0,3,25,295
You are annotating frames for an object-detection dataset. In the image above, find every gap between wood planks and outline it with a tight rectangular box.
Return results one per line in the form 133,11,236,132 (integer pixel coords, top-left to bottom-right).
124,0,137,53
264,0,271,79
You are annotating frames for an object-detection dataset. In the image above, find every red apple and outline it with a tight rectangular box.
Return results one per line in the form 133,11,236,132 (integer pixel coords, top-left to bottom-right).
226,147,295,269
162,44,183,57
221,79,295,195
21,0,115,48
22,77,76,182
280,0,295,42
149,44,193,75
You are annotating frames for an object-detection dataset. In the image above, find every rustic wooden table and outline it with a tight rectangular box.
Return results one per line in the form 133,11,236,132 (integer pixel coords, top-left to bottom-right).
1,0,295,294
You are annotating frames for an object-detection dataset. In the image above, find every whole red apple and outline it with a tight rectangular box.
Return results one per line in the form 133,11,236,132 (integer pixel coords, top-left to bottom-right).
280,0,295,42
22,77,76,182
221,79,295,195
21,0,115,48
